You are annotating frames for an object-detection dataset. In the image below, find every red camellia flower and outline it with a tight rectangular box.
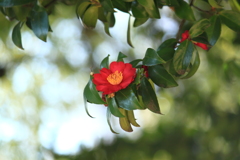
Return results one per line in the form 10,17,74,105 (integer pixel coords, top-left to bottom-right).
180,30,208,50
93,61,136,95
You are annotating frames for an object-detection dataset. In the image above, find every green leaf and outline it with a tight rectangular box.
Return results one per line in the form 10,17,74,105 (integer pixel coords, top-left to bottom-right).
173,40,194,75
157,48,175,62
82,5,98,29
191,32,210,45
98,6,107,22
100,54,109,69
189,19,211,38
127,15,134,47
157,38,178,51
107,97,125,117
131,2,149,18
115,86,145,110
137,0,160,18
143,48,166,66
182,49,200,79
107,12,115,27
117,52,127,62
129,59,142,68
175,0,195,21
208,0,222,8
148,64,178,88
107,108,119,134
100,0,115,12
83,96,94,118
76,1,91,19
112,0,130,13
83,76,106,104
139,77,161,114
30,6,49,42
133,17,148,27
159,0,180,6
119,108,133,132
206,15,221,46
219,10,240,32
0,0,34,7
12,21,24,49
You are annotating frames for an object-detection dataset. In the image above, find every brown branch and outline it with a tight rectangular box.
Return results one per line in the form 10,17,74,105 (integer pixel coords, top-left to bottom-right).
176,19,186,41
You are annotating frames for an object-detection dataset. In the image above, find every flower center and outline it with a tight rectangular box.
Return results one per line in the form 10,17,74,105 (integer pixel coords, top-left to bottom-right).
107,71,123,85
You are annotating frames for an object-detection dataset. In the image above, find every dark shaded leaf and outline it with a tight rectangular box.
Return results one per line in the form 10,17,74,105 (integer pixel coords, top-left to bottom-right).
0,0,34,7
83,76,105,104
112,0,130,13
100,0,115,12
129,59,142,68
115,86,144,110
157,48,175,62
133,17,148,27
131,1,149,18
107,97,125,117
182,49,200,79
206,15,221,46
117,52,127,62
100,54,109,69
148,64,178,88
157,38,178,51
12,21,24,49
30,6,49,41
137,0,160,18
143,48,166,66
173,40,194,75
175,0,195,21
219,10,240,32
139,77,161,114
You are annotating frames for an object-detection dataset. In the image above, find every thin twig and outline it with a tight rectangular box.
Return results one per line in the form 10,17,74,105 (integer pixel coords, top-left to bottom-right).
176,19,186,41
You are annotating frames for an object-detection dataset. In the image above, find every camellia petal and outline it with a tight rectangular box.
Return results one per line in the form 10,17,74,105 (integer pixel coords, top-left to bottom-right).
93,61,136,95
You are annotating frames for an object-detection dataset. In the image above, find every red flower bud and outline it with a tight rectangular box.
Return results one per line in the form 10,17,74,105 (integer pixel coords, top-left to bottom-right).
194,42,208,50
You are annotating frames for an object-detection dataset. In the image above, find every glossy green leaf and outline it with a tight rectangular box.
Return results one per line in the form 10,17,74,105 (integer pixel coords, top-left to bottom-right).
106,12,115,27
30,6,49,42
175,0,195,21
157,38,178,51
191,32,210,45
129,59,142,68
115,86,144,110
107,108,119,134
12,21,24,49
193,0,212,11
100,54,109,69
137,0,160,18
182,49,200,79
103,22,111,36
157,48,175,62
126,110,140,127
148,65,178,88
127,15,134,47
107,97,125,117
76,1,90,19
98,7,107,22
219,10,240,32
139,77,161,114
208,0,222,8
83,76,105,104
82,5,98,29
119,108,133,132
131,2,149,18
83,96,94,118
133,17,148,27
206,15,221,46
112,0,130,13
0,0,34,7
13,5,31,21
117,52,127,62
100,0,115,12
173,40,194,75
189,19,211,38
143,48,166,66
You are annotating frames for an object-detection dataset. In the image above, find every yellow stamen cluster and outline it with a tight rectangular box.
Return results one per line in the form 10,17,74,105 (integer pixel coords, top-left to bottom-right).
107,71,123,85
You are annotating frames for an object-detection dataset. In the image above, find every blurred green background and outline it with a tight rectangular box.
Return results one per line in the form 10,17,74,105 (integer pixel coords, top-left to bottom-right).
0,2,240,160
